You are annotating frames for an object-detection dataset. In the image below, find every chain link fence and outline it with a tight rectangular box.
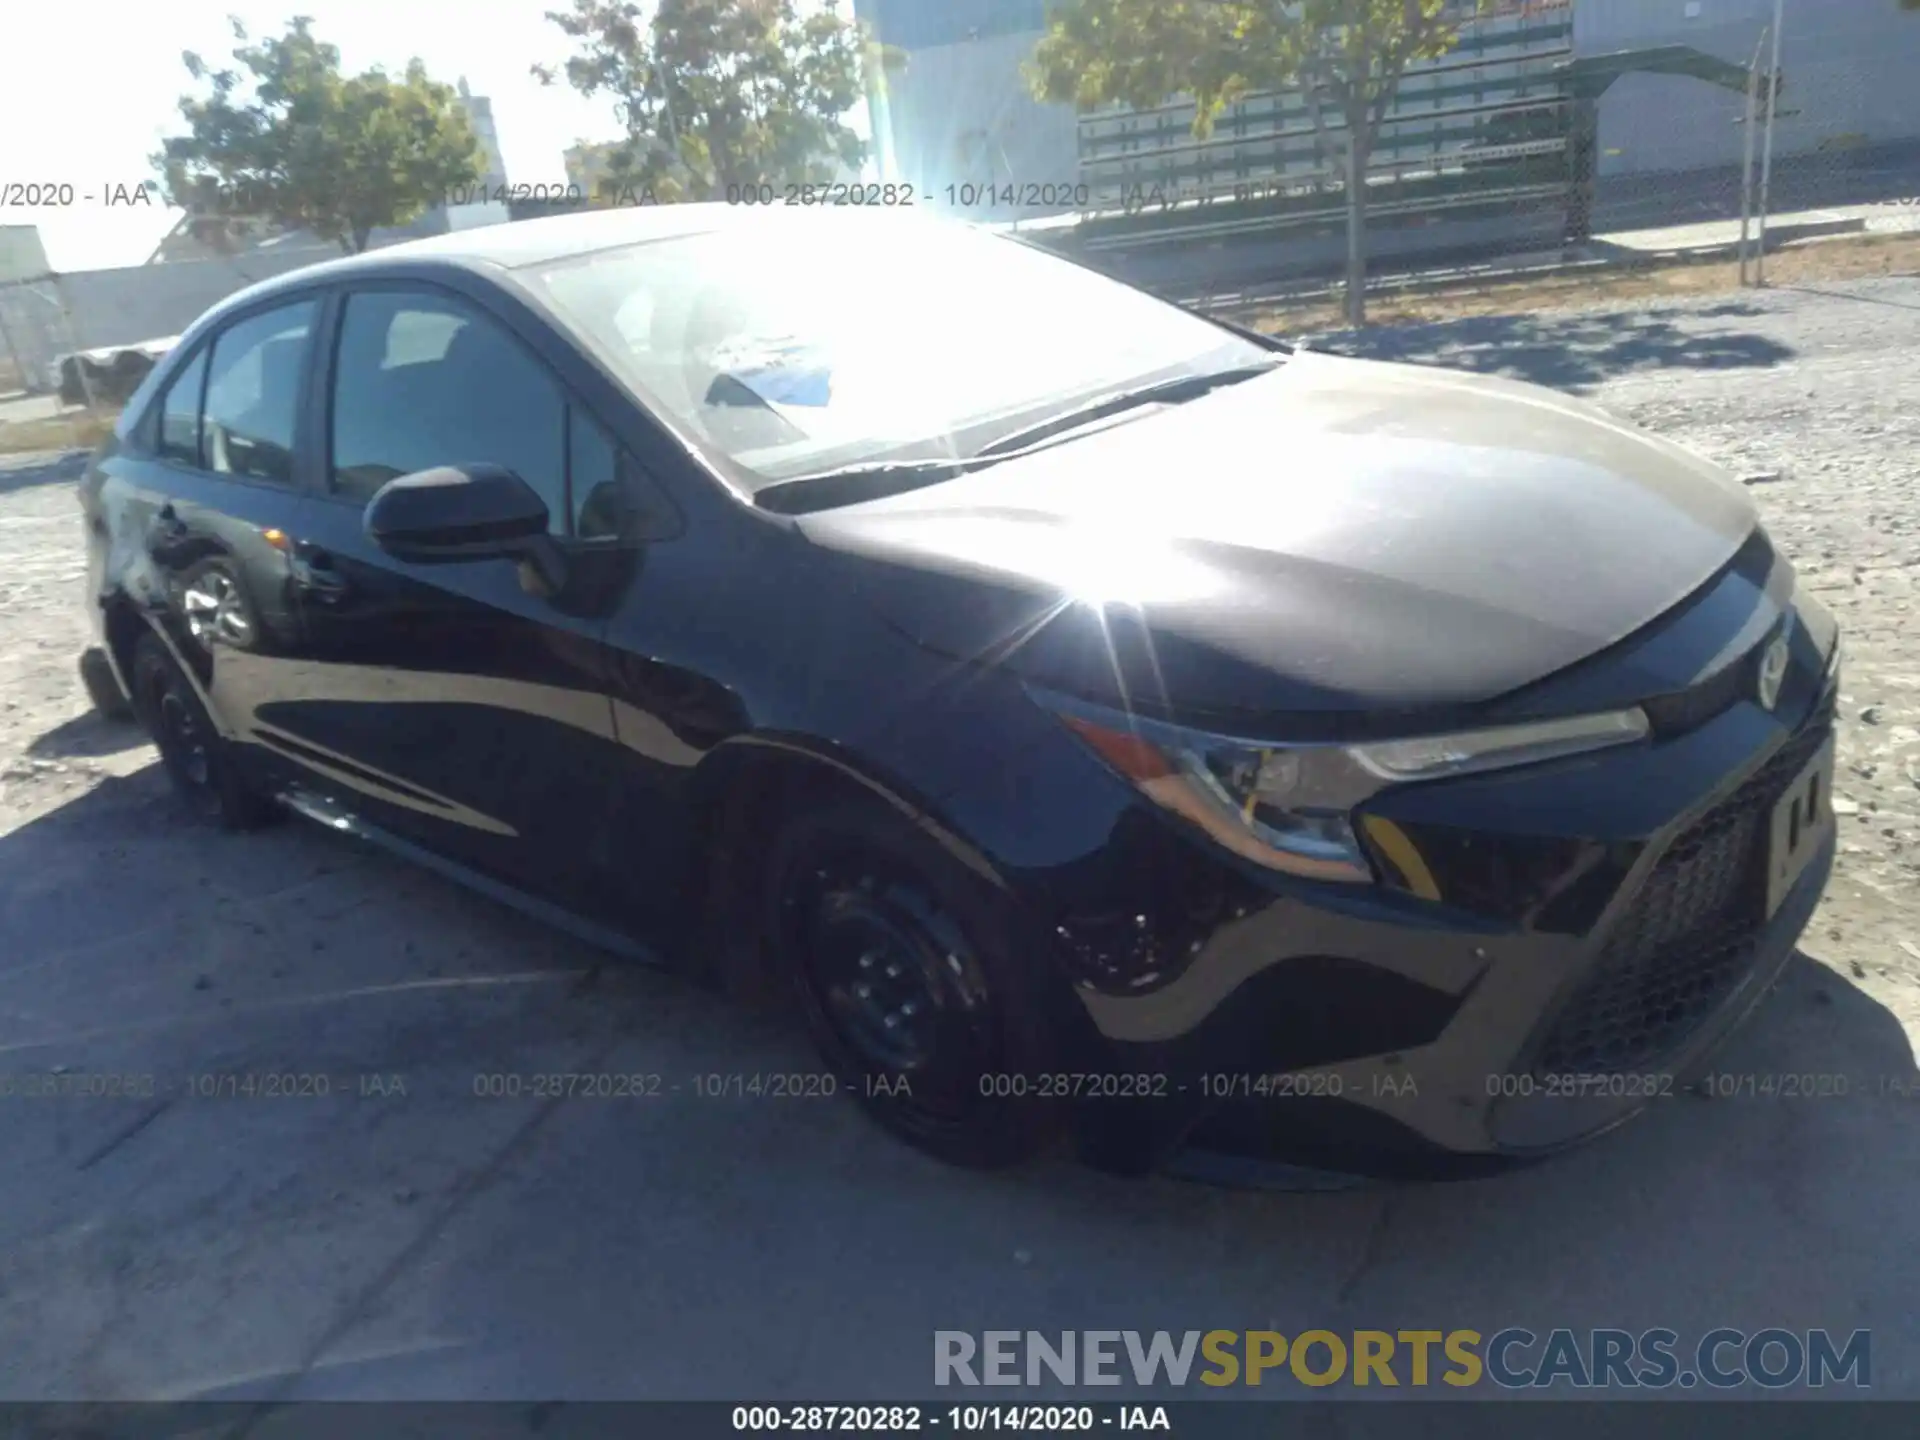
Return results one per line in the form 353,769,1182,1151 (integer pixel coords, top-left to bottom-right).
0,274,78,398
1585,0,1920,237
0,240,332,455
0,273,108,455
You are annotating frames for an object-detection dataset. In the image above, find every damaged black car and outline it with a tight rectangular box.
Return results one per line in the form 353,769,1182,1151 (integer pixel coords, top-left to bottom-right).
77,204,1840,1180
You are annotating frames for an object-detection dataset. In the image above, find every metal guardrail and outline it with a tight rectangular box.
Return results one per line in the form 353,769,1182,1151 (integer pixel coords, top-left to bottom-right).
1080,180,1570,250
1075,136,1572,224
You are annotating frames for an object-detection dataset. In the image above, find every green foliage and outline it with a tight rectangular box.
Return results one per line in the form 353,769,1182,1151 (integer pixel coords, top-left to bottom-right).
535,0,890,201
154,17,487,255
1031,0,1290,132
1029,0,1472,324
1031,0,1464,143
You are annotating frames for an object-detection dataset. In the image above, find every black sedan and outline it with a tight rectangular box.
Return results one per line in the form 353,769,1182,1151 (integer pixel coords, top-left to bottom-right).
76,204,1840,1181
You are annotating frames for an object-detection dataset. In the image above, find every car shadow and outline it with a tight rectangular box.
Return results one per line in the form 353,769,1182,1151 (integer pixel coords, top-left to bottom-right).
26,711,148,762
1307,306,1799,393
0,449,89,497
390,942,1917,1400
2,768,1913,1400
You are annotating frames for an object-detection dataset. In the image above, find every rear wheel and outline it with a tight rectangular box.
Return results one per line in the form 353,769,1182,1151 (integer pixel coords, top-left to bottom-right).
764,800,1063,1169
130,633,277,830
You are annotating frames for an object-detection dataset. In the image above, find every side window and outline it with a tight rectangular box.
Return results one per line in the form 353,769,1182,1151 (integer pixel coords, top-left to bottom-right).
330,290,568,535
202,300,316,485
155,347,209,467
568,407,624,540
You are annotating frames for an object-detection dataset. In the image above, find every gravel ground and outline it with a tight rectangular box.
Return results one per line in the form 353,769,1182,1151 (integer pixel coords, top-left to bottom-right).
0,277,1915,1403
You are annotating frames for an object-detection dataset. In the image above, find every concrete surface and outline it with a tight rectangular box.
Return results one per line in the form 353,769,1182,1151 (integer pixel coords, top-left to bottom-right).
1598,199,1920,260
0,279,1917,1404
1169,196,1920,314
0,391,67,427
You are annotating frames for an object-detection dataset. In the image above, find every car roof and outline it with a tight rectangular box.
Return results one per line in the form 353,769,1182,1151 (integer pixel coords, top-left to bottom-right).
195,202,947,324
366,200,751,269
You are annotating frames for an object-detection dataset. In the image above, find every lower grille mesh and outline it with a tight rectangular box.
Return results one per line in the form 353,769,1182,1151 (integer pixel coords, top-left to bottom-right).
1532,692,1835,1077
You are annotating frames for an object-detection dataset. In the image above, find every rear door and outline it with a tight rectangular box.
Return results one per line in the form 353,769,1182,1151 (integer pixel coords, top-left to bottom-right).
268,281,639,923
111,296,321,789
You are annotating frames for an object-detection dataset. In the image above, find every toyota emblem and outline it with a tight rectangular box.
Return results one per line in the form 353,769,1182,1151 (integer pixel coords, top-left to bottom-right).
1757,636,1790,711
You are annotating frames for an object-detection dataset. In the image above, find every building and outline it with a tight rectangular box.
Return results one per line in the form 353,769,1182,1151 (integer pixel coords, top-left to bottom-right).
0,226,51,285
853,0,1920,225
455,78,511,193
1073,0,1574,211
145,216,362,266
852,0,1081,220
1574,0,1920,181
443,77,515,232
0,226,56,392
0,78,521,389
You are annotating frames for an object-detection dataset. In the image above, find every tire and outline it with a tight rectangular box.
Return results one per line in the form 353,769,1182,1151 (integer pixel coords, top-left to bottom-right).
129,632,278,830
78,646,134,721
176,559,259,655
762,799,1064,1169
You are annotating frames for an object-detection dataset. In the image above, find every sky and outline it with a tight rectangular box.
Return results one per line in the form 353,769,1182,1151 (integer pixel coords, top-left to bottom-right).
1,0,800,273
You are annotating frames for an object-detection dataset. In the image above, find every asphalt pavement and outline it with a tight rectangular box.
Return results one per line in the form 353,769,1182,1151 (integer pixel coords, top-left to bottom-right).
0,279,1916,1404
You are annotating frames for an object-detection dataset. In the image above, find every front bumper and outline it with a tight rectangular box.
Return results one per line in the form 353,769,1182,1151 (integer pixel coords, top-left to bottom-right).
1041,627,1841,1182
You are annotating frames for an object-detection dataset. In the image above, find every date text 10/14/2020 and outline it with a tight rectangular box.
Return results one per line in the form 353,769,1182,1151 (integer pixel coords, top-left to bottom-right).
437,181,1105,212
731,1405,1172,1433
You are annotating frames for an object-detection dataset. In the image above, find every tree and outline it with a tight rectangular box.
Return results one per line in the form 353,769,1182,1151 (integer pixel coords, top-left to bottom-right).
564,139,637,205
535,0,892,203
154,17,486,255
1030,0,1473,326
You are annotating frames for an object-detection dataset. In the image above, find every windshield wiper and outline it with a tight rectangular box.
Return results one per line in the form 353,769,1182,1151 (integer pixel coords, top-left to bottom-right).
752,360,1285,516
971,360,1284,460
754,455,988,515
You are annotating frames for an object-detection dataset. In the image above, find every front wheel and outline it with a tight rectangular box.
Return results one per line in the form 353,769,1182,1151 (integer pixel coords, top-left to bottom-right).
764,801,1064,1169
79,646,134,721
129,633,277,830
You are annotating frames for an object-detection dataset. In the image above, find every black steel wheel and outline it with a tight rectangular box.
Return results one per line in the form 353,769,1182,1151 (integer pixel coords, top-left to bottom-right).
765,801,1062,1168
129,633,277,830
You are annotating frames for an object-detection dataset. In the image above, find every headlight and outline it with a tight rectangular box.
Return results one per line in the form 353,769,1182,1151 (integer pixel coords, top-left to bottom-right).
1346,709,1651,783
1035,692,1650,884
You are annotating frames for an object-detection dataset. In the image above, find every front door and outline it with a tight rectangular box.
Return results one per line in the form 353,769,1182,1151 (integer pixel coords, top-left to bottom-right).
269,284,638,925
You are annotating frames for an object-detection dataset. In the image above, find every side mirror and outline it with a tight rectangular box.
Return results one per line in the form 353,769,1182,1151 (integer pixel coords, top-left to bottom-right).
365,464,568,596
364,463,549,561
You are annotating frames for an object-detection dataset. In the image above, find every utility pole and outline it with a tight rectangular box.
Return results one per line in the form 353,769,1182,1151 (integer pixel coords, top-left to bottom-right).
1756,0,1786,285
56,277,99,418
0,299,24,396
1737,27,1767,288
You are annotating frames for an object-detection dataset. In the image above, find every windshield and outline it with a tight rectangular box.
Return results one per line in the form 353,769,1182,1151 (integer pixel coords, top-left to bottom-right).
531,212,1271,488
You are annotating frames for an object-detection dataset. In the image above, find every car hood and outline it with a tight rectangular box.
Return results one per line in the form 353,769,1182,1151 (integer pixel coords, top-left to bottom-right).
795,349,1759,722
